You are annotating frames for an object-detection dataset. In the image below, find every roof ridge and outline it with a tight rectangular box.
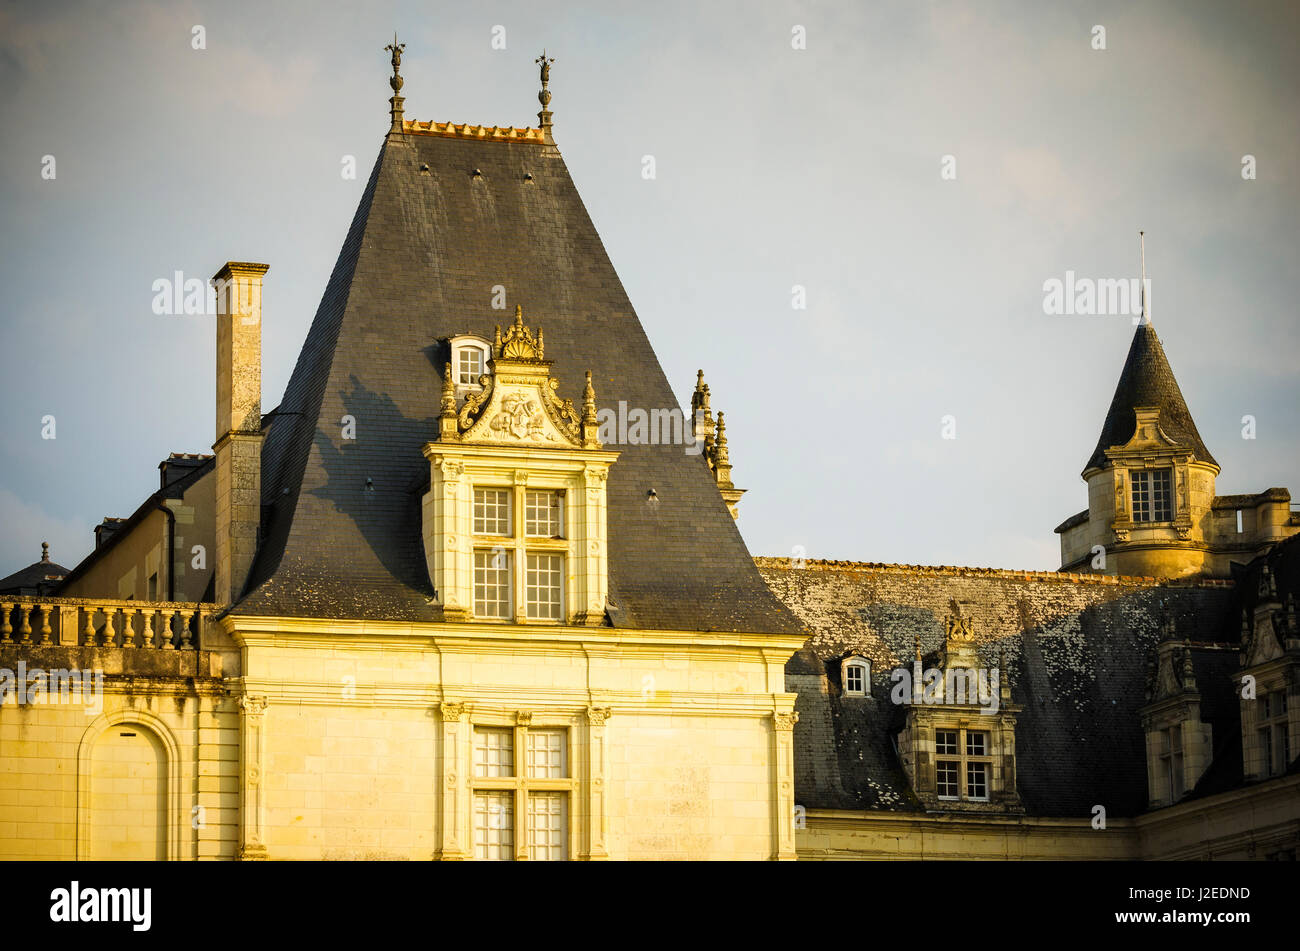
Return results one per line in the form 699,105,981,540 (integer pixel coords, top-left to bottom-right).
401,119,545,142
753,555,1235,588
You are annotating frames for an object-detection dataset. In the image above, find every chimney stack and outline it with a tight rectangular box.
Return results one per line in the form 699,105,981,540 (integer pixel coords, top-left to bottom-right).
213,261,269,606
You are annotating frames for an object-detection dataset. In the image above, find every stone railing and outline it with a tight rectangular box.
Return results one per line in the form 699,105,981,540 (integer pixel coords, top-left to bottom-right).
0,597,215,651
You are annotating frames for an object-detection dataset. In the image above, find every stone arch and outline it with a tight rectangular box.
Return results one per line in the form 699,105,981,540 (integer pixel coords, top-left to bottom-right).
77,708,184,861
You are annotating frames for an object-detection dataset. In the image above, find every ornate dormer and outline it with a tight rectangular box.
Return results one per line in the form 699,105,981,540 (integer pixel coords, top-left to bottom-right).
1239,563,1299,781
895,610,1022,813
422,306,618,625
1139,629,1214,807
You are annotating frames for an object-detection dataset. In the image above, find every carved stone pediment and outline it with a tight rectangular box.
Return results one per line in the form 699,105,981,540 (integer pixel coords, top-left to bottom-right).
439,305,600,450
1243,608,1285,668
1113,406,1180,454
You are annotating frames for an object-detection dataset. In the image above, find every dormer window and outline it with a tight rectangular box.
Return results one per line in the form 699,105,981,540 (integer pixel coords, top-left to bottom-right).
424,306,618,626
450,335,492,390
1131,468,1173,522
841,656,870,697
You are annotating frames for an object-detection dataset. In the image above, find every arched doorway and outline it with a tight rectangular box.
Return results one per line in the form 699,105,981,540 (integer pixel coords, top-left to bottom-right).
87,725,168,860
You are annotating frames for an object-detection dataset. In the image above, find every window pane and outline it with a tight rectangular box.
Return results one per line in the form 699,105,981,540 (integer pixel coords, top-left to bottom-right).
457,347,484,386
525,490,563,538
1152,469,1172,521
527,792,567,861
936,761,959,799
1131,470,1151,522
473,791,514,860
845,666,863,693
966,762,988,800
525,553,563,620
473,727,514,778
474,550,512,618
526,729,567,778
935,730,958,756
473,488,512,536
966,731,988,757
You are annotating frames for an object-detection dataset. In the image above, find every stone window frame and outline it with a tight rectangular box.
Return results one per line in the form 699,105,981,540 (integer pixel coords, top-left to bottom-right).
468,715,578,861
468,482,569,623
449,334,492,391
840,655,870,698
1130,467,1174,523
932,725,993,803
1258,689,1290,778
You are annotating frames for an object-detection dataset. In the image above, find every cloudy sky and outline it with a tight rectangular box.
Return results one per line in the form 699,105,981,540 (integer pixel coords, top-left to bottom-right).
1,0,1296,576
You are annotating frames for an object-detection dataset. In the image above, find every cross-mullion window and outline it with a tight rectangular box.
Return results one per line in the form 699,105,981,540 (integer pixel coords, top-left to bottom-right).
472,725,572,861
935,727,991,801
1131,469,1173,522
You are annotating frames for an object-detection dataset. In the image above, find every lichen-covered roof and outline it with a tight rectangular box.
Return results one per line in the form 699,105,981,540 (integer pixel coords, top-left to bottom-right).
1086,321,1218,472
758,556,1237,818
233,126,799,635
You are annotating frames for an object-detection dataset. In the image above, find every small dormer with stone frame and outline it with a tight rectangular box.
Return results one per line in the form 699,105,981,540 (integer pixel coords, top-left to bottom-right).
1239,565,1299,781
422,306,620,626
895,612,1023,814
1139,623,1215,807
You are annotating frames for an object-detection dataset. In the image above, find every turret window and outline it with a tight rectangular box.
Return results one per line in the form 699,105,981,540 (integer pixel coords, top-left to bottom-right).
1131,468,1173,522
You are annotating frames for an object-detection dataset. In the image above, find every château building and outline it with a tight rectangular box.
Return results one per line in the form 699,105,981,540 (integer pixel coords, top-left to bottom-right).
1,47,1296,861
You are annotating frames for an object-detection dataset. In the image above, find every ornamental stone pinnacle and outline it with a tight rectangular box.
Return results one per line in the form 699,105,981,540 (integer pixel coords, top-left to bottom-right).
385,34,407,133
535,50,555,145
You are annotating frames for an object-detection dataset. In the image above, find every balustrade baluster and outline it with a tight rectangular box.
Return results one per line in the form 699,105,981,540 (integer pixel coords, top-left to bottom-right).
18,603,32,645
38,605,52,646
1,602,12,644
81,607,95,647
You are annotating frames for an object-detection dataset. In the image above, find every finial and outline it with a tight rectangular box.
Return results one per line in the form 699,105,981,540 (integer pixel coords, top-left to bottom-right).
514,304,524,328
535,50,555,145
914,630,922,663
580,370,602,449
439,363,459,439
440,363,457,416
385,34,407,133
694,370,705,392
40,541,49,564
537,327,544,360
1139,230,1149,325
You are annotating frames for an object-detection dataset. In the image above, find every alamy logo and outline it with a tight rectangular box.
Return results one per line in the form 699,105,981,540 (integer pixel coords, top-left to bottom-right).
49,882,151,931
889,662,1000,714
0,663,103,716
596,402,706,454
1042,271,1151,321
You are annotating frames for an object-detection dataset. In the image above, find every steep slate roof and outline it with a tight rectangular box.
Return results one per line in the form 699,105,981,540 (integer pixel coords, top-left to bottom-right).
236,123,801,635
758,557,1237,817
1085,321,1218,472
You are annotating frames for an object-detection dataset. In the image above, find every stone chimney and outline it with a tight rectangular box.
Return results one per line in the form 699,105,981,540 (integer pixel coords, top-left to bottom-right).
212,262,269,606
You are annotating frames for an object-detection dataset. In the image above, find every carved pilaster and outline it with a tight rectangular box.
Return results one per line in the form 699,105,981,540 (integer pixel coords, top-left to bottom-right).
772,710,799,860
436,701,470,860
583,706,612,860
237,694,268,860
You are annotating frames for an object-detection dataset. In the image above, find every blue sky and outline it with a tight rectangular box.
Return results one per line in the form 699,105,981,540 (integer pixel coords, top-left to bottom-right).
1,0,1296,575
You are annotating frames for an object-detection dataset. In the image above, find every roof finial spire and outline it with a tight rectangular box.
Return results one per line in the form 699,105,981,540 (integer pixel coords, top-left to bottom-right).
385,33,407,133
1139,230,1149,325
40,541,49,564
535,50,555,145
